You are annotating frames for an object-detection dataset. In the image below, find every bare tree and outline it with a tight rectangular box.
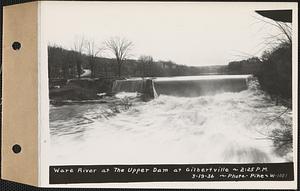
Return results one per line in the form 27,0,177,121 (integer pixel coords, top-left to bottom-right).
138,55,153,77
253,14,292,48
85,39,103,78
73,36,85,78
104,37,133,77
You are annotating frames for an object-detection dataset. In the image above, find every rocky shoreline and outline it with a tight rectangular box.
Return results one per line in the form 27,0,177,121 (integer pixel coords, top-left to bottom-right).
49,78,117,102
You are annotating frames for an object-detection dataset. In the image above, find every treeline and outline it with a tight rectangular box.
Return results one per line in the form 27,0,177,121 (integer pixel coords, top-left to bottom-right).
256,42,292,99
228,57,262,75
48,45,204,79
227,42,292,100
48,44,257,81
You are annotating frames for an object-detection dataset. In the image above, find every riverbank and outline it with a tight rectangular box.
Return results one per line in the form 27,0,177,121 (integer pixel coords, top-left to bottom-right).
49,77,118,102
255,42,292,108
50,77,159,104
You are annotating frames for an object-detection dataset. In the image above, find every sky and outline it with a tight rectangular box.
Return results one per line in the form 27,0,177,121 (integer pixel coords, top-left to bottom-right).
44,2,295,66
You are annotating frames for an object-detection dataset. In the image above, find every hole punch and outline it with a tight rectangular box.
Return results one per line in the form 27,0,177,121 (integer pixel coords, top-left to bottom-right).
12,41,21,50
12,144,22,154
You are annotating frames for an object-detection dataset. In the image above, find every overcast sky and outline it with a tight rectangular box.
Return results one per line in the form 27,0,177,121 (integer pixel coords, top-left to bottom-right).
44,2,295,66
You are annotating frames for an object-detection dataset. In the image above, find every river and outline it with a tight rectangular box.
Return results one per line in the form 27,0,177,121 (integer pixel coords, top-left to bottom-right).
49,75,292,165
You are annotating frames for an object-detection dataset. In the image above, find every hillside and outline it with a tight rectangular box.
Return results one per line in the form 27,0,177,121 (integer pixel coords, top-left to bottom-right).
48,46,205,80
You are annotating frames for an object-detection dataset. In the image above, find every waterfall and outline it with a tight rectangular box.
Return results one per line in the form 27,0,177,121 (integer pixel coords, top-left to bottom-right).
112,75,251,97
112,79,145,93
154,75,251,97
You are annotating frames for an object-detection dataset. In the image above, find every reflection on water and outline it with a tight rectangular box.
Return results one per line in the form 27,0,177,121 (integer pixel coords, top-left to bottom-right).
50,76,292,165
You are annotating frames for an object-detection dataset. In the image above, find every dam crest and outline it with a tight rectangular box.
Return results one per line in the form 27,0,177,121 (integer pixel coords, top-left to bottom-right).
112,75,252,98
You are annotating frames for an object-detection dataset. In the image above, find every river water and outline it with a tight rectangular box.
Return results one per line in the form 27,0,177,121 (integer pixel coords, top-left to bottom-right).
49,75,292,165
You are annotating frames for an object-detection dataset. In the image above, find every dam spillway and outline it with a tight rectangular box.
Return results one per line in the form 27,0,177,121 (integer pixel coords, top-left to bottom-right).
153,75,250,97
112,79,146,93
51,73,292,164
112,75,251,97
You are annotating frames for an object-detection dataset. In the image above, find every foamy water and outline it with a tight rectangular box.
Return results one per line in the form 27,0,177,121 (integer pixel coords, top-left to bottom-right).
49,78,292,165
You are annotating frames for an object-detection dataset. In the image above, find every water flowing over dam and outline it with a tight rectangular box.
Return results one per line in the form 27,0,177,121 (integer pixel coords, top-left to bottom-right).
112,75,250,97
112,79,146,94
50,75,292,165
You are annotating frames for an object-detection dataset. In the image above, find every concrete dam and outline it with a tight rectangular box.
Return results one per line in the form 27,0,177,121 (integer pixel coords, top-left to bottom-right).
112,75,251,97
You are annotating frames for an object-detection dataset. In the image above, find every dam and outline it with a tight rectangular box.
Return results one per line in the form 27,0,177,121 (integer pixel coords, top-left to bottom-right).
112,75,251,97
50,74,292,165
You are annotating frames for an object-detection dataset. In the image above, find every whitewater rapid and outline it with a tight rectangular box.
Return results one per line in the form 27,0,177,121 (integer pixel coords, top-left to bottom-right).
49,79,292,165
